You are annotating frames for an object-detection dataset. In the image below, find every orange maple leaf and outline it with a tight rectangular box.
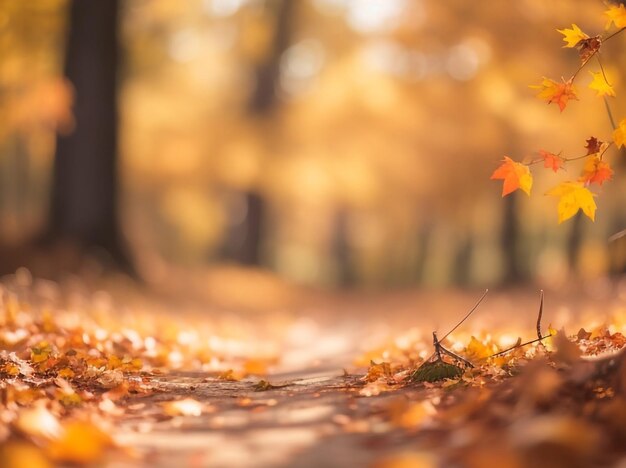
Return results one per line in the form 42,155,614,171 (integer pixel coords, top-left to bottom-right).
580,155,613,186
491,156,533,196
531,77,578,112
539,150,564,172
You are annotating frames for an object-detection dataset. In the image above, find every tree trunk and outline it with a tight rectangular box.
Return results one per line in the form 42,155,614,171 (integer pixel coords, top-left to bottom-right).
221,0,294,266
47,0,131,270
501,193,523,284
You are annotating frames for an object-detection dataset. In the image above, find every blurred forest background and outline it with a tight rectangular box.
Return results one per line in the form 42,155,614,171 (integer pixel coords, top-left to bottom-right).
1,0,626,290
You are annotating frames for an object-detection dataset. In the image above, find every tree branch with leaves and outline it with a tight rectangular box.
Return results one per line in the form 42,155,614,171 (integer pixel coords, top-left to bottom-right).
491,3,626,223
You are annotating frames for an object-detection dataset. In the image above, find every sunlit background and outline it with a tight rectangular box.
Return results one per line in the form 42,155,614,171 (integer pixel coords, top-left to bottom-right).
1,0,625,289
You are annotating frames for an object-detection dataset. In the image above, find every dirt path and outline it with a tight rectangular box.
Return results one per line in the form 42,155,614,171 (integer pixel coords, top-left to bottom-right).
105,285,626,467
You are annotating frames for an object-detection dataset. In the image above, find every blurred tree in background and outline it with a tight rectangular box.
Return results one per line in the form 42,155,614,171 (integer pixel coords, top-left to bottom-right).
0,0,624,287
48,0,131,270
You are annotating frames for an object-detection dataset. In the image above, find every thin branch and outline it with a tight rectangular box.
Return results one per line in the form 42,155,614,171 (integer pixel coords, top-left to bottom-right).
597,54,612,86
536,290,544,340
438,289,488,342
609,229,626,243
570,27,625,82
604,96,618,130
527,142,613,166
438,344,474,368
604,26,626,42
489,334,552,359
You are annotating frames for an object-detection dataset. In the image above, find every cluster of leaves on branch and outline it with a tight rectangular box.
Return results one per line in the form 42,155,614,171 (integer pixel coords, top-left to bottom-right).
491,4,626,223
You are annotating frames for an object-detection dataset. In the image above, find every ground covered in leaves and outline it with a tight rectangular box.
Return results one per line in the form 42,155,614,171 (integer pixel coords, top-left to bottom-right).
1,269,626,467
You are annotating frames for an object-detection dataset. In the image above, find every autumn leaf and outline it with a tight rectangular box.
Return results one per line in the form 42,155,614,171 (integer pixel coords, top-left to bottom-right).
465,336,494,361
0,442,51,468
365,360,393,382
588,71,615,97
577,36,602,62
539,150,564,172
605,3,626,29
584,136,605,155
613,118,626,148
162,398,204,416
57,367,75,379
531,77,578,112
47,420,112,464
490,156,533,196
30,342,53,363
546,182,597,223
557,24,589,47
410,360,463,383
580,156,613,186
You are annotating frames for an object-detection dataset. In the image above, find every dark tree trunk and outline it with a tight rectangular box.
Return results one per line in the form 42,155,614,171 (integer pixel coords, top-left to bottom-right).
222,0,294,266
332,208,356,286
47,0,131,270
501,193,523,283
566,211,583,275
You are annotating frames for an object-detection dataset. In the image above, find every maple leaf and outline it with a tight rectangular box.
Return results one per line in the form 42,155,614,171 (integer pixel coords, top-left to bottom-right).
557,24,589,47
491,156,533,196
584,136,604,155
577,36,602,62
605,3,626,29
613,118,626,148
588,71,615,97
546,182,597,223
531,77,578,112
47,420,112,464
580,155,613,186
539,150,564,172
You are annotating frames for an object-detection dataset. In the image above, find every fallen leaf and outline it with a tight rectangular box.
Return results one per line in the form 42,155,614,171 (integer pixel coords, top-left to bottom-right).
410,360,463,383
553,330,582,365
15,405,62,440
365,360,393,382
162,398,204,416
47,420,113,464
0,442,51,468
465,336,493,361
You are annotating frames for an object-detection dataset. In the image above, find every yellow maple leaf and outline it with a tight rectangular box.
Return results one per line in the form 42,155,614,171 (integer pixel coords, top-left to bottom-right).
546,182,596,223
605,3,626,29
557,24,589,47
613,118,626,148
531,77,578,112
588,71,615,97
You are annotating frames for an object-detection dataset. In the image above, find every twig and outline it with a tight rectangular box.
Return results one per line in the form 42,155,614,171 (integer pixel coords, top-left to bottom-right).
489,334,552,358
438,289,488,342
